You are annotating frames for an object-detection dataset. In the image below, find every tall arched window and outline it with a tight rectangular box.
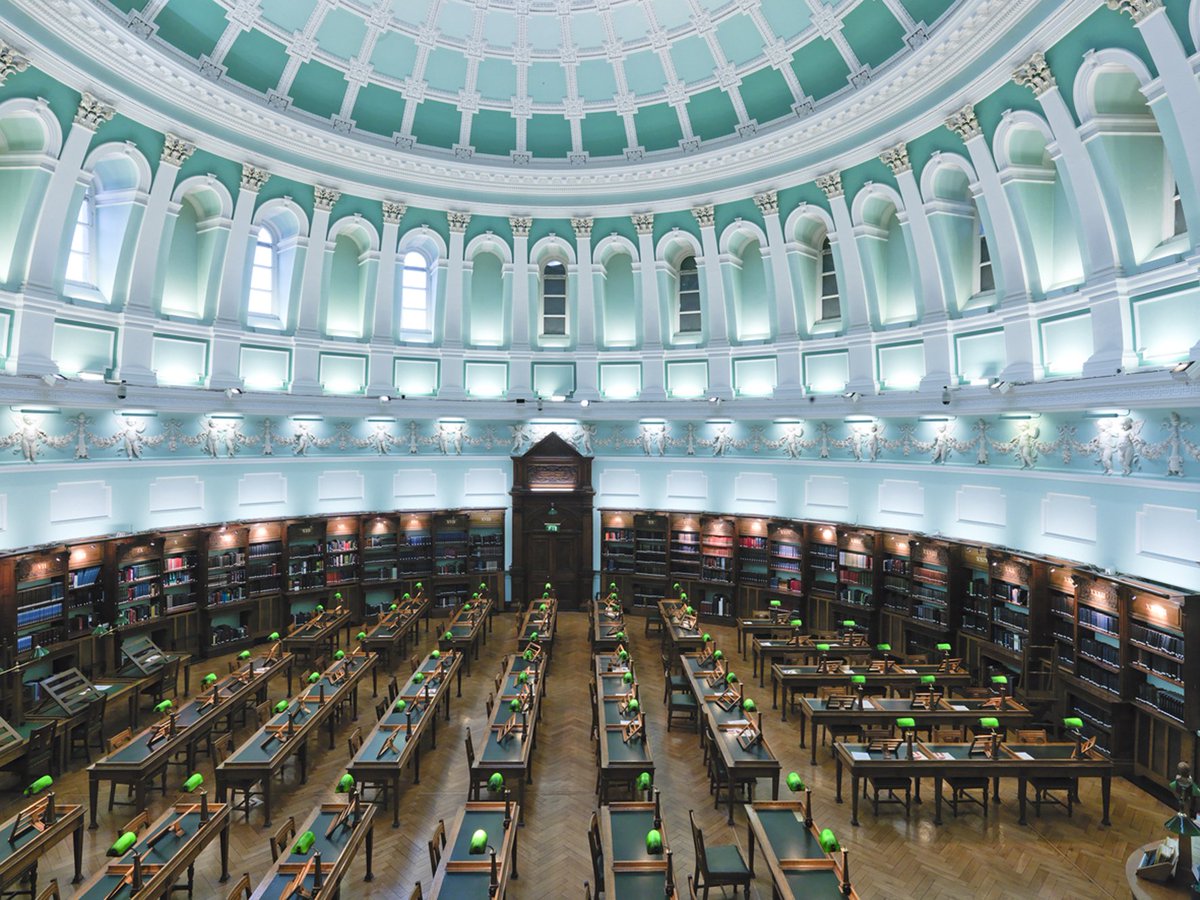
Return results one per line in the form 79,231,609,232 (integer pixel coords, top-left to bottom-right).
818,239,840,321
248,226,277,318
1172,184,1187,238
976,221,995,294
400,250,431,336
65,188,95,286
677,256,701,334
541,260,567,336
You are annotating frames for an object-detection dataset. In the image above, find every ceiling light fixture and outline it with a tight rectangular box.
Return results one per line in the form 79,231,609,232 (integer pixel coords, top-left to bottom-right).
225,387,242,398
379,395,391,404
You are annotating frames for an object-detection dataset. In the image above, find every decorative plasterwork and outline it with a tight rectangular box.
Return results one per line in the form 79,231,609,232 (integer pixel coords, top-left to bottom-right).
571,218,593,239
240,163,270,192
509,217,532,238
816,172,844,200
753,191,779,215
447,211,472,233
879,143,911,175
2,0,1095,210
313,187,342,211
945,104,982,140
1104,0,1164,23
160,133,195,166
632,213,655,235
691,205,716,228
0,39,29,87
1012,52,1056,97
382,200,407,225
73,91,114,130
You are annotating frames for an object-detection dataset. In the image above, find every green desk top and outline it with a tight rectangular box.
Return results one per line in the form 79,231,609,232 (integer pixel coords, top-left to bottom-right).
612,870,669,898
607,809,657,862
76,806,217,900
480,727,528,765
604,729,650,764
755,809,825,860
784,869,844,898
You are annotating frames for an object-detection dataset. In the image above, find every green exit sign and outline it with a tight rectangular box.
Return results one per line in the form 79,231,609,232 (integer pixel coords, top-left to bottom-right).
544,523,560,532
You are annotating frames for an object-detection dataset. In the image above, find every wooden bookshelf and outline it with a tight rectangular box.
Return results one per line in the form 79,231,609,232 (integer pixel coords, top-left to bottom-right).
162,531,201,614
634,513,669,579
600,510,635,578
736,518,769,589
669,514,701,581
325,516,360,588
361,515,399,585
114,538,164,628
699,516,735,586
399,512,433,579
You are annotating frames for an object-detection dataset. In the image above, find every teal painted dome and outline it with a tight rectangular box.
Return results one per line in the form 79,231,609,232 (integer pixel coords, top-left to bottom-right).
102,0,958,164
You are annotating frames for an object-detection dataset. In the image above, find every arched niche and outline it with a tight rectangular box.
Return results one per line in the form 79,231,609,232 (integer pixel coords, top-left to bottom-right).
323,214,380,339
718,219,772,341
0,98,61,287
160,174,233,320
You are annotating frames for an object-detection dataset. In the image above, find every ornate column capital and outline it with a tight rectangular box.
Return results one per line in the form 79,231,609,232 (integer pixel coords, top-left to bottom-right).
880,142,911,175
240,163,270,192
571,217,593,239
314,186,341,211
448,211,472,233
691,204,715,228
0,39,29,88
1104,0,1163,23
509,216,532,238
1012,52,1056,97
632,213,655,235
382,200,407,224
945,104,982,141
74,92,115,131
816,171,844,200
753,191,779,215
161,134,195,166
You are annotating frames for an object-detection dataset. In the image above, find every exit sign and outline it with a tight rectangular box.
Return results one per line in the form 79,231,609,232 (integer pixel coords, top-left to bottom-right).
544,523,560,532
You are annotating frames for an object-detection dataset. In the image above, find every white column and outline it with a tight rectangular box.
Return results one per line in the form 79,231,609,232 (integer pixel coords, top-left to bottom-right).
368,200,404,395
946,105,1037,382
818,173,875,393
572,217,599,399
439,211,470,399
291,186,339,394
754,192,802,399
633,214,665,400
508,216,532,398
693,204,731,397
1013,53,1119,282
119,135,195,385
209,164,269,389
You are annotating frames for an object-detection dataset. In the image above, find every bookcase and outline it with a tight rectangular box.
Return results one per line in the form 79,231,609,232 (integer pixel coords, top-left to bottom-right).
910,540,952,634
634,513,669,579
285,520,326,597
807,524,838,613
959,546,990,640
468,510,505,576
115,538,164,628
325,517,360,588
700,516,735,586
162,531,201,614
600,511,635,577
880,533,911,617
767,523,803,599
66,543,105,645
206,527,247,608
736,518,769,589
361,515,399,585
835,531,876,620
399,512,433,579
12,550,68,658
987,554,1035,661
669,514,701,581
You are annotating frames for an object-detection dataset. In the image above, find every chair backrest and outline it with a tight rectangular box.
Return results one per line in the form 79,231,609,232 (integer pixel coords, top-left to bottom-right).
224,873,252,900
908,653,929,665
270,816,296,862
28,721,56,756
118,810,150,840
583,880,592,899
210,735,235,768
387,676,399,701
107,728,133,754
162,655,180,687
465,728,475,767
35,880,60,900
862,726,894,742
931,726,964,742
688,810,710,878
587,812,604,890
408,884,423,900
255,701,273,728
687,875,700,900
1016,729,1049,744
410,655,420,674
87,694,107,729
428,818,446,874
485,693,494,718
375,699,388,721
347,727,363,757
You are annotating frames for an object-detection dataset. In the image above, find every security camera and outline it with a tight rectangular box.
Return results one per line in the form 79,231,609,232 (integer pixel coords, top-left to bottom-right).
116,382,128,400
941,386,951,406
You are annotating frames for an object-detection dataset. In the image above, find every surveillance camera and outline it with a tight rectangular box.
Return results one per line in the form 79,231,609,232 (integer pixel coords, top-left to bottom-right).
116,383,128,400
941,386,951,406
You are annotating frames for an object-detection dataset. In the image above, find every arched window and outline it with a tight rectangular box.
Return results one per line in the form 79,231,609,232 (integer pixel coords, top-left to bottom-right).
65,187,95,287
677,256,701,334
248,226,277,318
541,260,567,336
1172,183,1187,238
976,221,995,294
818,239,840,322
400,250,432,336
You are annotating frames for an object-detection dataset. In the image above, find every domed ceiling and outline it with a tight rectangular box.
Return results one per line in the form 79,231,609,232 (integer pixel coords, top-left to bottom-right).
102,0,958,164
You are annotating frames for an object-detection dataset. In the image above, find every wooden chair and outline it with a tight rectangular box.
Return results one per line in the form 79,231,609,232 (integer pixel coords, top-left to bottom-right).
21,721,56,785
408,884,423,900
70,694,107,763
706,740,755,809
255,701,273,728
347,726,363,757
224,873,252,900
375,697,388,720
35,881,61,900
269,816,296,862
947,775,990,818
1031,776,1076,818
587,812,605,898
117,810,151,840
689,809,751,898
387,676,399,703
1017,729,1049,743
409,655,420,675
463,729,489,800
662,654,698,732
213,735,261,822
932,726,964,742
865,774,911,817
427,818,446,876
485,692,495,719
106,729,135,811
645,606,664,636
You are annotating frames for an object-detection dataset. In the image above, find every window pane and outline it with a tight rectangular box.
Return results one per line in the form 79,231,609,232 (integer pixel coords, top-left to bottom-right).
680,312,701,333
399,307,426,332
680,256,696,272
253,246,274,267
544,261,566,276
250,268,273,291
979,262,995,294
543,316,566,336
679,290,701,313
679,272,699,292
65,252,87,284
1174,192,1187,237
401,286,427,310
403,251,425,268
544,295,565,316
544,276,566,295
821,295,840,320
822,273,838,296
248,289,273,315
402,268,427,289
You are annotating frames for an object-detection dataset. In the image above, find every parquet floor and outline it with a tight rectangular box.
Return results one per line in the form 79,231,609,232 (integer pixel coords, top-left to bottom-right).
0,612,1172,898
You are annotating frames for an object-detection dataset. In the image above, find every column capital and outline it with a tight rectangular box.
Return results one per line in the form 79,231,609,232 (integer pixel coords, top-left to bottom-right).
945,104,982,140
632,213,655,235
314,186,341,211
74,92,114,131
1104,0,1163,23
816,171,843,199
0,39,29,88
240,163,270,192
1012,51,1056,97
880,142,911,175
448,211,472,234
571,217,593,238
161,134,195,166
382,200,407,224
753,190,779,215
509,216,532,237
691,204,715,228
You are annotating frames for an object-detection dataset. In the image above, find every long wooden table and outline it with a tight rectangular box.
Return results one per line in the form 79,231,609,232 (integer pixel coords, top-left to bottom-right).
680,653,780,824
349,647,463,827
594,655,653,804
736,616,794,656
833,739,1114,826
439,598,493,676
0,715,27,772
0,795,84,894
74,799,231,899
771,662,973,719
600,800,678,899
752,637,878,686
217,651,375,827
591,601,628,653
87,650,293,828
797,695,1034,763
281,608,352,664
469,654,545,825
114,635,192,726
657,600,706,654
25,669,142,771
516,598,557,654
360,592,431,667
247,799,375,899
429,801,519,899
745,800,860,900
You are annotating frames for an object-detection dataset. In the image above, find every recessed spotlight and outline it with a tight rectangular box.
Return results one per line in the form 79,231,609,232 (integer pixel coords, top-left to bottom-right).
579,398,590,408
707,395,719,403
225,387,242,398
842,391,861,402
379,395,391,403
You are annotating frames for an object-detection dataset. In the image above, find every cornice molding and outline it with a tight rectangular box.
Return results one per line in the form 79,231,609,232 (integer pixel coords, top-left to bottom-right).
1,0,1098,212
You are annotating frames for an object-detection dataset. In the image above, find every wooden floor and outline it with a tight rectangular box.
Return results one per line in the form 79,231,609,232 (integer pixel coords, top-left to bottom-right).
1,611,1169,898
